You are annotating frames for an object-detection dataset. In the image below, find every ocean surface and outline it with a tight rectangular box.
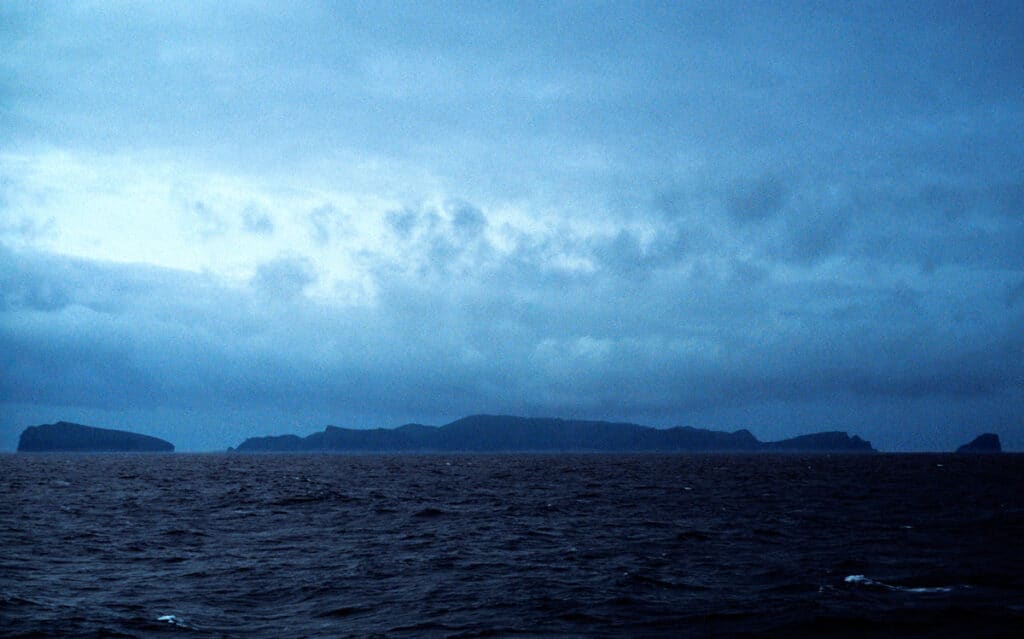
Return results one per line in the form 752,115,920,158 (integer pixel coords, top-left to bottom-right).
1,453,1022,638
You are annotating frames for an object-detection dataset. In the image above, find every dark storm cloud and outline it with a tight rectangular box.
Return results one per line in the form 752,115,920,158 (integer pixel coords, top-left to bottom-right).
704,166,1024,271
1,239,1022,450
1,246,166,315
726,175,788,225
1,2,1022,450
831,180,1023,270
771,208,850,265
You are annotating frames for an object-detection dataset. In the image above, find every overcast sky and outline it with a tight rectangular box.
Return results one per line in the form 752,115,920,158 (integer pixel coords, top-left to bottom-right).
1,2,1022,451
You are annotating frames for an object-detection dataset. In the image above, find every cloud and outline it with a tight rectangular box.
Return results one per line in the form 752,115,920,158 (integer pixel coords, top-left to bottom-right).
772,207,850,264
188,200,227,239
251,256,317,301
449,201,487,238
1,239,1022,451
1,4,1022,451
308,204,346,245
726,174,788,224
591,230,652,278
1007,278,1024,308
386,208,419,239
241,206,274,235
376,200,499,279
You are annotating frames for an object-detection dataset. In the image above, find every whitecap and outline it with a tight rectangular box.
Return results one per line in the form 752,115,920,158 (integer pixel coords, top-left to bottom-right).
903,585,954,593
157,614,199,629
844,574,953,594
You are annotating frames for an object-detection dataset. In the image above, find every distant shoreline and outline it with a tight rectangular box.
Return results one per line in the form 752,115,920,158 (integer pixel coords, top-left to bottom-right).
230,414,876,454
13,416,1006,454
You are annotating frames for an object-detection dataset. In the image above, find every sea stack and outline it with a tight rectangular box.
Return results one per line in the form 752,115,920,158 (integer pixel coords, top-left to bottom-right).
17,421,175,452
955,433,1002,453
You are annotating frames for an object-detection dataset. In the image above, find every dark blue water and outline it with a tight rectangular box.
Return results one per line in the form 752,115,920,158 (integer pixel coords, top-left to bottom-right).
2,454,1022,638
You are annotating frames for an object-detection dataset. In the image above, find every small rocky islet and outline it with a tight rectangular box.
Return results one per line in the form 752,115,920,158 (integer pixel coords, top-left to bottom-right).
17,422,174,452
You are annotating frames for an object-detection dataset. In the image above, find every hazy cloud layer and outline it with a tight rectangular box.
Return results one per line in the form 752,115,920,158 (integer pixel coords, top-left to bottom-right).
1,2,1022,450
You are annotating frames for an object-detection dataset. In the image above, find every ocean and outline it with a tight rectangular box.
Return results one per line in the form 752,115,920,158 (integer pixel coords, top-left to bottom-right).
1,453,1022,638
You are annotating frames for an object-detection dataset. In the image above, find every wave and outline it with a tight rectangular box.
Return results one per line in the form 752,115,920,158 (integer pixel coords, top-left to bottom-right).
156,614,200,630
844,574,955,593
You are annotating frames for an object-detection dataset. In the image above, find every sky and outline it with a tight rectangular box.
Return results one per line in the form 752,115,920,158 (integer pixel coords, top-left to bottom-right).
1,1,1022,452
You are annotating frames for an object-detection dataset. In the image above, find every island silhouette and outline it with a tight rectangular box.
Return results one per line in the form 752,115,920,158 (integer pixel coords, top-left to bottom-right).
956,433,1002,453
19,417,1009,453
230,414,876,453
17,422,174,452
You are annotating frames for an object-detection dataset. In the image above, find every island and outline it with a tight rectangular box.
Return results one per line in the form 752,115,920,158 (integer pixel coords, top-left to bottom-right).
17,421,175,452
956,433,1002,453
231,414,874,453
